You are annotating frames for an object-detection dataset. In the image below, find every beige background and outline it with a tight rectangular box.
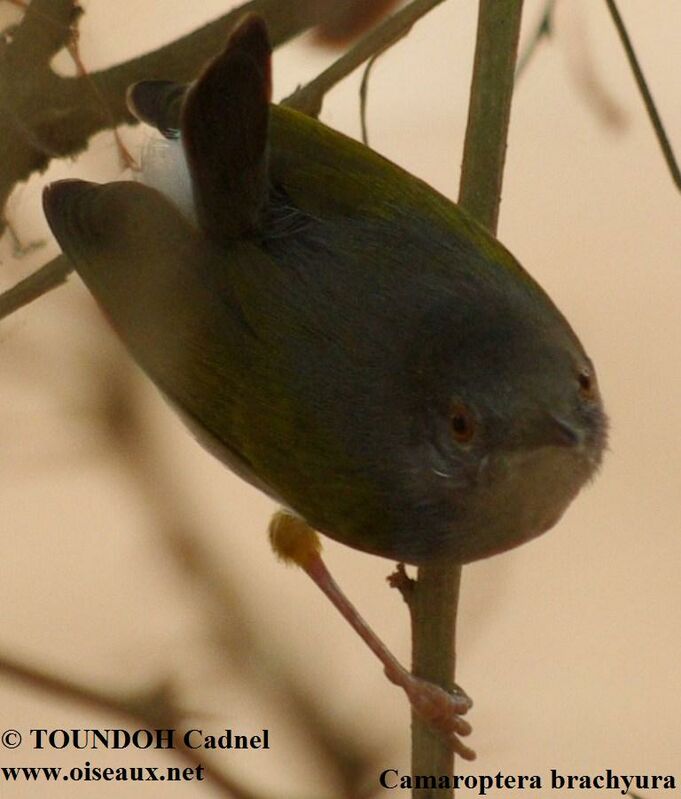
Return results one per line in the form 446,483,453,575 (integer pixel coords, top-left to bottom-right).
1,1,680,796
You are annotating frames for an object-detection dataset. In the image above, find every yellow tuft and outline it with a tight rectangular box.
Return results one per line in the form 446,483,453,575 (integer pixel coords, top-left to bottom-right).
269,510,322,569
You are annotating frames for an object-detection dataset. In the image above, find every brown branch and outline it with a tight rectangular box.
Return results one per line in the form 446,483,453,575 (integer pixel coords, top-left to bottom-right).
0,254,72,321
0,650,269,799
0,0,326,237
0,0,451,323
283,0,448,117
83,0,322,123
5,0,78,63
0,0,330,320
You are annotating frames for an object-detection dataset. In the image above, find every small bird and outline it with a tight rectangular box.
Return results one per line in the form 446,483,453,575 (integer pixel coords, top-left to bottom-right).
42,15,607,759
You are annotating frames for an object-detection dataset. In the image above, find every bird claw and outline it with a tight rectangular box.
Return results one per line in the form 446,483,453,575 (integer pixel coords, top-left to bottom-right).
388,668,477,760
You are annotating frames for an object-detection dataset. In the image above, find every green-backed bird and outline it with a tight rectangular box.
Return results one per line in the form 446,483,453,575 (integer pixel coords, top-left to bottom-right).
42,15,607,759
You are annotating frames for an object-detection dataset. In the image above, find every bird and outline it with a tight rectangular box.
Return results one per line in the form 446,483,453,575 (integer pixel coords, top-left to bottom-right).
42,14,607,759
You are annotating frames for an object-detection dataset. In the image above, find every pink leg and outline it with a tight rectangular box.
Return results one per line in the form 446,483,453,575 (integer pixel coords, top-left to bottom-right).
304,551,476,761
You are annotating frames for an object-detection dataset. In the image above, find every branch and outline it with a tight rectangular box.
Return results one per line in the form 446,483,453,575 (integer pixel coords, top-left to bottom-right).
458,1,524,232
359,53,381,145
604,0,681,192
0,650,269,799
0,0,326,235
1,0,441,324
409,560,464,793
0,254,72,321
515,0,556,80
283,0,448,117
5,0,79,63
409,2,524,794
0,0,328,321
0,0,451,323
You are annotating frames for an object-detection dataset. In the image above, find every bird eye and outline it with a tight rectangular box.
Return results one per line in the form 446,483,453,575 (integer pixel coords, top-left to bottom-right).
577,368,597,400
449,401,476,445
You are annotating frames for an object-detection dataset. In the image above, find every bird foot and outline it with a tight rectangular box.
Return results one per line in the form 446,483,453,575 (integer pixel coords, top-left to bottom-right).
269,513,477,760
385,664,476,760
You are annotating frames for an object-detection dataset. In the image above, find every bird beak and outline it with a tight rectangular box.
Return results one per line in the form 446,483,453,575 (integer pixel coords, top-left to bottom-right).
546,413,583,448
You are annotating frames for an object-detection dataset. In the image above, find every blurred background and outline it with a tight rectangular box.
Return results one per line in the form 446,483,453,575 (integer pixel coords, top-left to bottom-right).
1,0,679,796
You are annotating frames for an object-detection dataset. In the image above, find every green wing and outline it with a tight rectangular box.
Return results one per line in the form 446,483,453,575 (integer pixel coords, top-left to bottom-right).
128,67,530,287
42,179,286,500
268,105,527,277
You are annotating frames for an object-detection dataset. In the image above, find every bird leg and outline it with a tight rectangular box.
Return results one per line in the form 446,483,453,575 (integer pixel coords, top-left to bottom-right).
269,511,476,761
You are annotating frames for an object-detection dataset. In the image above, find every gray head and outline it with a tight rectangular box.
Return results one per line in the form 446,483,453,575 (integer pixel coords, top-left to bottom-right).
396,269,607,563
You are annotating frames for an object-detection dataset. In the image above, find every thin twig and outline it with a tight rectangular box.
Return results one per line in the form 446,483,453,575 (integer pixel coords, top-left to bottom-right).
283,0,448,117
604,0,681,192
0,254,72,321
65,9,137,170
515,0,556,80
359,52,381,145
410,560,464,797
